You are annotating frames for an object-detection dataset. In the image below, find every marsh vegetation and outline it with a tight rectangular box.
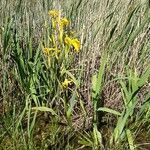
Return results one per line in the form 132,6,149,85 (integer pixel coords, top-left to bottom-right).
0,0,150,149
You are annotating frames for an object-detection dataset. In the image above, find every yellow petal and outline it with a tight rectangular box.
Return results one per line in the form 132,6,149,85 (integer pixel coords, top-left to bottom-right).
64,36,72,45
60,18,69,27
71,38,80,52
62,79,72,88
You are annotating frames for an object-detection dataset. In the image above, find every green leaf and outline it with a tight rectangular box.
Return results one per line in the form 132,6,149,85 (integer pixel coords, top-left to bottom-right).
138,66,150,87
91,74,97,99
97,107,121,116
126,129,135,150
31,107,57,116
92,52,107,100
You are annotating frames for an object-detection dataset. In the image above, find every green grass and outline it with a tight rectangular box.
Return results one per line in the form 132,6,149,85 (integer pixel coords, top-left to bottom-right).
0,0,150,149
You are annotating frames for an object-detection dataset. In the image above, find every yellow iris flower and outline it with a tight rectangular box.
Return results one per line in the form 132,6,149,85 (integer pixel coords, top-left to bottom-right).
62,79,72,88
71,38,80,52
48,10,59,18
64,36,80,52
60,18,69,28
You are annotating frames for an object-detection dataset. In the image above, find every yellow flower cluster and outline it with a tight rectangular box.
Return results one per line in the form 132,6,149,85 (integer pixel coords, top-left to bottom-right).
43,10,81,89
46,9,81,54
48,10,69,29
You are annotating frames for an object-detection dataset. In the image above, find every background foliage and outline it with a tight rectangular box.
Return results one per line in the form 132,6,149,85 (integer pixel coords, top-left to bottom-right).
0,0,150,149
